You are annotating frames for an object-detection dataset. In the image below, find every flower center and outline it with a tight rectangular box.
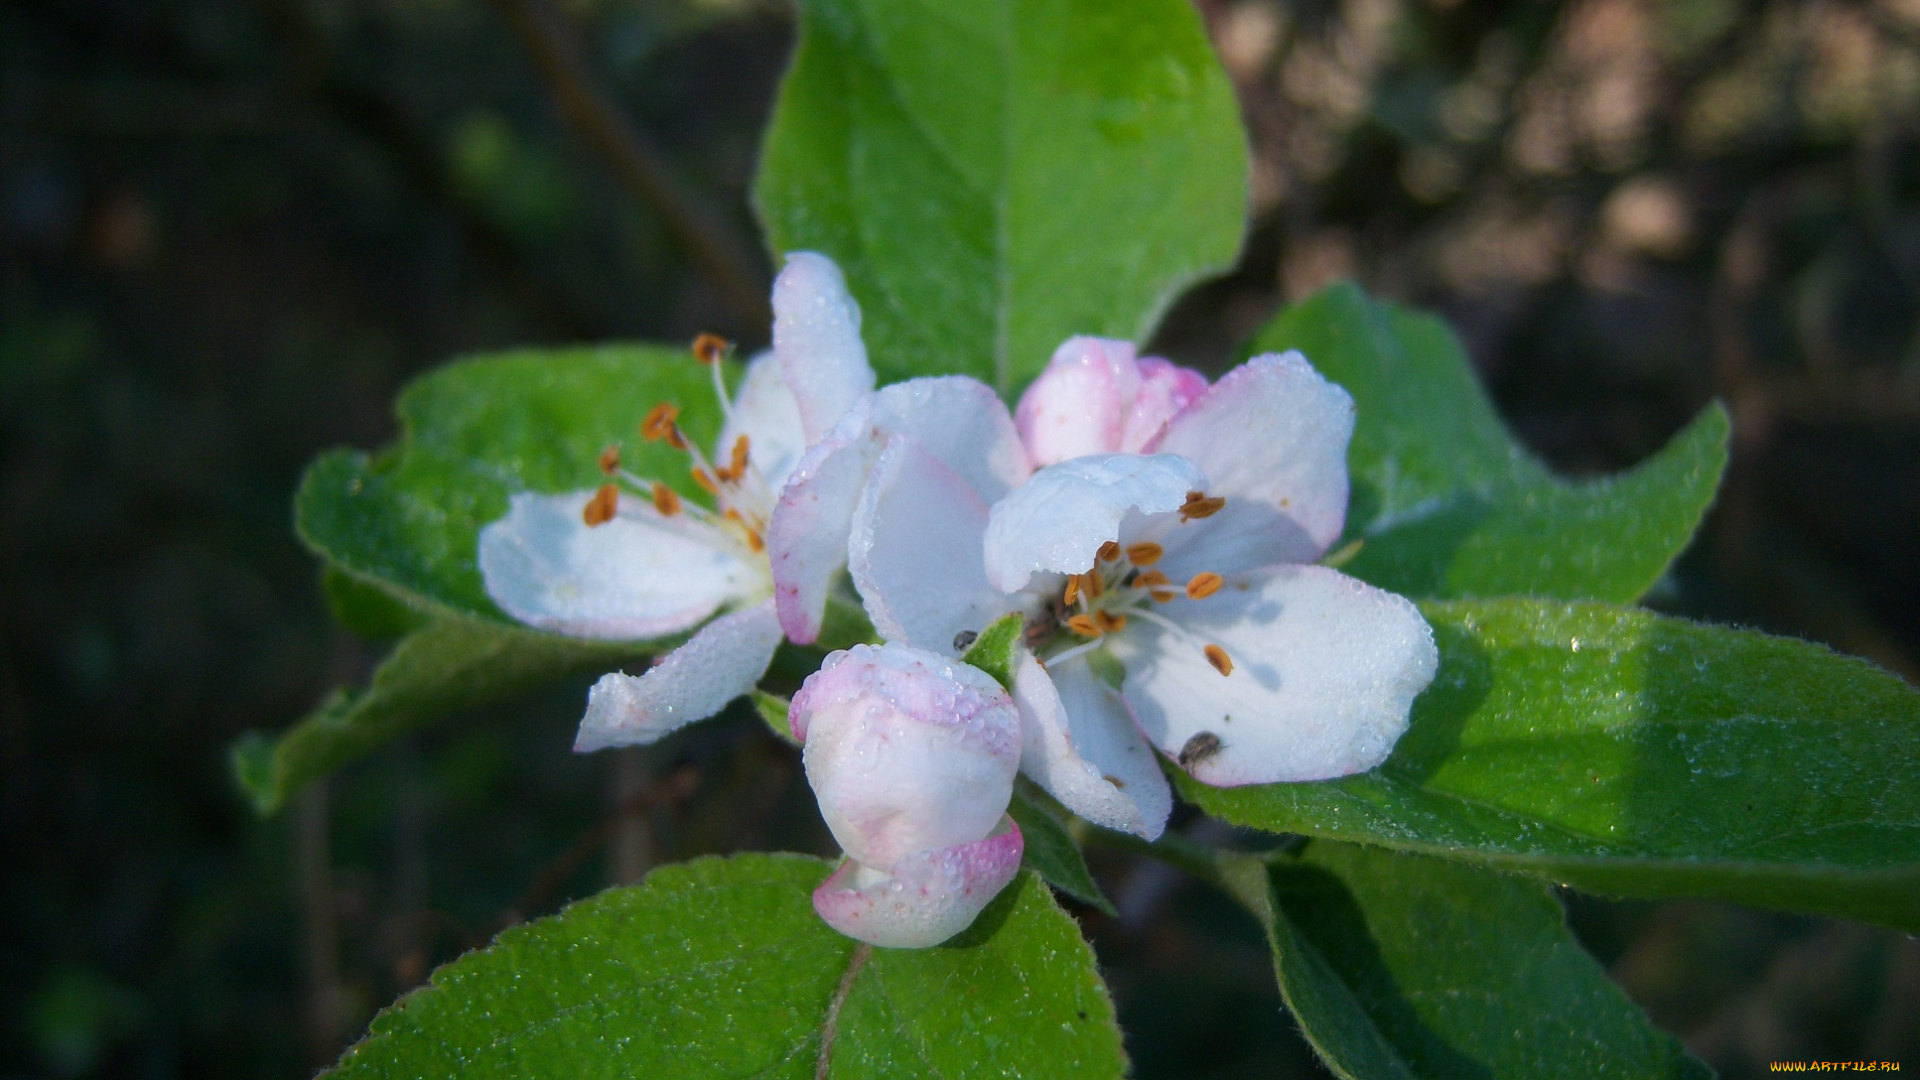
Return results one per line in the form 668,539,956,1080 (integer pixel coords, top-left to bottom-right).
578,334,772,555
1030,493,1235,678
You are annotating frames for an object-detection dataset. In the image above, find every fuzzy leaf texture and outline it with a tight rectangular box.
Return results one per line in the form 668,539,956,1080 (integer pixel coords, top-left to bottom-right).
756,0,1248,393
1253,283,1729,604
1185,599,1920,930
324,855,1125,1080
1254,841,1709,1080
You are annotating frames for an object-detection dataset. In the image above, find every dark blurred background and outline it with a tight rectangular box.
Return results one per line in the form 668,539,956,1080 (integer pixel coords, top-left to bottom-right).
3,0,1918,1076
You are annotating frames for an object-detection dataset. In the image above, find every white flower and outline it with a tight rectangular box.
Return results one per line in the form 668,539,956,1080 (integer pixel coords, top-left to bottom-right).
476,252,875,751
847,336,1439,841
793,643,1024,948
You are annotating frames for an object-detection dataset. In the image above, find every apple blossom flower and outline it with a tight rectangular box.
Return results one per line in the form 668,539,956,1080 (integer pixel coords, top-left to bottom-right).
476,252,875,752
793,642,1024,948
846,337,1439,841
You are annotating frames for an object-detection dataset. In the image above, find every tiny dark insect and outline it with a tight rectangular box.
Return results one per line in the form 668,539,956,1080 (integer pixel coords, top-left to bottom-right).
952,629,979,652
1178,731,1222,769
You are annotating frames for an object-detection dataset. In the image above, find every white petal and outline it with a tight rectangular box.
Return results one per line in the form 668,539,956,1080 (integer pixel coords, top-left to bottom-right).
478,490,761,640
1150,497,1330,583
773,251,875,442
983,453,1207,592
1013,652,1171,840
719,352,807,492
795,643,1020,869
867,376,1031,505
811,820,1024,948
765,403,881,644
1013,337,1139,467
850,438,1021,652
1151,351,1354,563
1109,565,1438,785
1119,357,1209,454
574,599,785,751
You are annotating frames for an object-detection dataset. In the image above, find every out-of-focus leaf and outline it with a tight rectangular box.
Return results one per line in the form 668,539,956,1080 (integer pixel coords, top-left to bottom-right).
231,613,646,816
1009,783,1116,916
321,565,428,641
1183,598,1920,930
755,690,797,744
326,855,1125,1079
757,0,1248,393
1255,841,1708,1080
1252,283,1729,604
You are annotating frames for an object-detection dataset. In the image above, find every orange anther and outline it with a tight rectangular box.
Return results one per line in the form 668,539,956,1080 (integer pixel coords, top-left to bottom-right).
1149,590,1179,603
1094,610,1129,633
1097,541,1121,562
598,445,621,476
1204,644,1234,677
1066,614,1103,638
1063,576,1081,606
641,402,680,442
1125,542,1163,566
1186,572,1224,600
1179,491,1226,521
692,333,731,365
728,434,750,480
651,482,682,517
691,467,720,495
1134,569,1170,589
582,483,619,526
746,529,766,553
1084,570,1104,599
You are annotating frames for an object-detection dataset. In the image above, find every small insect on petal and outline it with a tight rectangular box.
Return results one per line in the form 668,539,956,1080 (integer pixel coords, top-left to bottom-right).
1203,644,1233,677
1066,614,1103,638
651,482,681,517
598,445,621,476
692,332,731,365
1097,541,1121,563
1178,731,1222,768
952,629,978,652
1124,542,1163,566
641,402,680,442
582,483,620,526
1185,572,1224,600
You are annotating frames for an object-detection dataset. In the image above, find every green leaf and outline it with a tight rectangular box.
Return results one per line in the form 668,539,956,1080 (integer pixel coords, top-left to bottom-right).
1182,598,1920,930
757,0,1248,393
755,690,798,744
326,854,1125,1079
232,613,645,815
321,565,428,641
1255,841,1707,1080
1009,782,1117,916
297,344,724,622
1250,283,1729,604
959,611,1027,688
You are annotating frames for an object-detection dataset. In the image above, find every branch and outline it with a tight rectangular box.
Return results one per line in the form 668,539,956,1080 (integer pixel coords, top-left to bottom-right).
490,0,772,330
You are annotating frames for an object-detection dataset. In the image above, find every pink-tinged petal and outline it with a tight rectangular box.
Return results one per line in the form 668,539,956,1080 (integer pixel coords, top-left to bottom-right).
983,453,1207,592
1151,350,1355,563
811,820,1024,948
1014,336,1139,466
478,491,762,640
1120,357,1209,454
574,599,785,751
795,643,1020,868
773,252,876,442
1108,565,1438,785
1012,652,1171,840
850,438,1023,652
766,403,880,644
719,352,807,492
867,377,1031,505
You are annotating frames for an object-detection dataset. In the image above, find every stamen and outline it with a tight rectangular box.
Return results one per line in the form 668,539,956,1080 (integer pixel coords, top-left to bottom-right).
1094,610,1129,633
727,434,750,481
1084,570,1104,599
651,482,681,517
1097,540,1121,562
663,423,690,452
1133,569,1170,589
598,445,621,476
1062,576,1081,606
1179,490,1227,521
692,333,731,365
1124,542,1163,566
1186,572,1224,600
1066,614,1103,638
691,467,720,495
1046,638,1103,667
1204,644,1234,677
1149,590,1180,603
641,402,680,442
746,528,765,553
582,483,619,527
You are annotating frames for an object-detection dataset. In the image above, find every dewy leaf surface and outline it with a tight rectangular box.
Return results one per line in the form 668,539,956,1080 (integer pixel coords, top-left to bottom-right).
1183,599,1920,930
1251,283,1729,604
297,344,723,622
1009,783,1117,916
1258,842,1708,1080
231,614,645,815
757,0,1248,393
326,854,1125,1080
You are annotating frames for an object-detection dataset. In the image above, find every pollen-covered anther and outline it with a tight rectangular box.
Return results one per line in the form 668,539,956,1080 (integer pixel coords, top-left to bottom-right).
1204,644,1234,677
598,445,621,476
1094,610,1128,633
1062,576,1081,606
691,467,720,495
582,483,620,527
641,402,680,443
651,482,681,517
1066,614,1103,638
1186,572,1224,600
1134,569,1170,589
1179,490,1227,522
726,434,751,481
1084,569,1104,599
692,332,731,365
1124,542,1163,566
1097,541,1121,562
